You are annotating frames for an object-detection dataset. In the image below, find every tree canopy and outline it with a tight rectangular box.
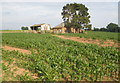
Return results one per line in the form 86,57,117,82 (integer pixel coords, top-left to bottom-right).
106,23,120,32
93,23,120,32
21,26,28,30
61,3,91,31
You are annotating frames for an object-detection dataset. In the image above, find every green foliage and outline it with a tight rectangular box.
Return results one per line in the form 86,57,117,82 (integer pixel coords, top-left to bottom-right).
2,33,119,81
94,27,108,32
93,23,120,32
93,27,100,31
58,31,120,42
107,23,120,32
16,73,32,81
61,3,91,30
99,28,107,32
3,64,9,71
21,26,29,30
2,50,36,81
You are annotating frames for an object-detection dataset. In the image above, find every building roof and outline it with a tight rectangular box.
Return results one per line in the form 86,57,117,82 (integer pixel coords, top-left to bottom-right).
52,22,65,29
31,23,50,27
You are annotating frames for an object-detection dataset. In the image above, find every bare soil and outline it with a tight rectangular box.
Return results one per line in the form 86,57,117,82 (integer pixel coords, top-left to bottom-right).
2,60,38,80
53,35,119,47
2,45,31,54
1,46,38,80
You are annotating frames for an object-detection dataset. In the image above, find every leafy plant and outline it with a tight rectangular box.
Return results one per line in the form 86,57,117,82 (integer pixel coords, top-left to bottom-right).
2,33,119,81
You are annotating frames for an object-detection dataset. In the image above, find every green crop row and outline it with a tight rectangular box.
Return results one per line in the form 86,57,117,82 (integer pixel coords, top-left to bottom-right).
2,33,119,81
1,49,37,81
58,31,120,42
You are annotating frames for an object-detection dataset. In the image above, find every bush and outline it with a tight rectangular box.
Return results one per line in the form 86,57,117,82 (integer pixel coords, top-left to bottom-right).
21,26,29,30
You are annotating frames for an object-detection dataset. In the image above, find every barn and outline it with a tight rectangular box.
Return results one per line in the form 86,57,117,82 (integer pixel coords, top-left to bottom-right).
52,23,67,33
30,23,51,31
52,22,85,33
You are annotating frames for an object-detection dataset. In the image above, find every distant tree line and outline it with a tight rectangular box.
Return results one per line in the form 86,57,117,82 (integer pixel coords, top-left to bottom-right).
93,23,120,32
21,26,29,30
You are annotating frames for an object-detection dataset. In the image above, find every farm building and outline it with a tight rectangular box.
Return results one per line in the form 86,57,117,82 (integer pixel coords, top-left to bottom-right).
52,22,85,33
30,23,51,31
52,23,67,33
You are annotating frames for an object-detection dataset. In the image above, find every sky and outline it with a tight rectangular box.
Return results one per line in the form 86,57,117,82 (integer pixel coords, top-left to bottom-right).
0,0,119,30
119,1,120,26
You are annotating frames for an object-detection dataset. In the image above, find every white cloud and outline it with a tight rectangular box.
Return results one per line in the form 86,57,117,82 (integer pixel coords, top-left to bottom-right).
1,2,118,30
2,2,64,29
85,2,118,28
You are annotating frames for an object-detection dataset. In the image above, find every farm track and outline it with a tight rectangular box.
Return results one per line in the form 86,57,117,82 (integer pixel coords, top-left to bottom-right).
2,45,31,54
53,35,119,47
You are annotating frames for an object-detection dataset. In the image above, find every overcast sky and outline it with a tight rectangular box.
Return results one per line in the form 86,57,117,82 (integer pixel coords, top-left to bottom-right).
0,0,119,30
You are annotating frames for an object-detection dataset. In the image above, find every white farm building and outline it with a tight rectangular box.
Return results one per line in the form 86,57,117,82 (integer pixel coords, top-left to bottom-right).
30,23,51,30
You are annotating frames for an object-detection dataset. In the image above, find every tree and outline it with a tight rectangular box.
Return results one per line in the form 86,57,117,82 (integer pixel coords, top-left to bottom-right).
93,27,100,31
61,3,91,33
21,26,28,30
106,23,120,32
99,27,107,31
84,24,92,30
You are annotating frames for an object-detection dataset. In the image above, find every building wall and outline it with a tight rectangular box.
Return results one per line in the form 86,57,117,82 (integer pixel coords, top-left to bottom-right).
70,27,76,33
53,27,67,33
61,27,67,33
53,27,85,33
53,29,61,33
41,24,50,30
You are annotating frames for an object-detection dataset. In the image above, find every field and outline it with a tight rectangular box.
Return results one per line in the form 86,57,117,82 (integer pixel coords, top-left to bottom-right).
1,31,119,81
58,31,120,42
0,30,30,33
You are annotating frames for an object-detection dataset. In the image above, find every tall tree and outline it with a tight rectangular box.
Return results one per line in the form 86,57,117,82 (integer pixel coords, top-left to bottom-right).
61,3,91,32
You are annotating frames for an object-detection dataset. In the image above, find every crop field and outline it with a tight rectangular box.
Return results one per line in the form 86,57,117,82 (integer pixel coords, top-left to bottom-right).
58,31,120,42
1,32,119,81
0,30,30,34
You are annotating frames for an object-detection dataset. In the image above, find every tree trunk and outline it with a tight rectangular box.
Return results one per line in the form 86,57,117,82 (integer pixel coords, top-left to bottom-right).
75,28,77,33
